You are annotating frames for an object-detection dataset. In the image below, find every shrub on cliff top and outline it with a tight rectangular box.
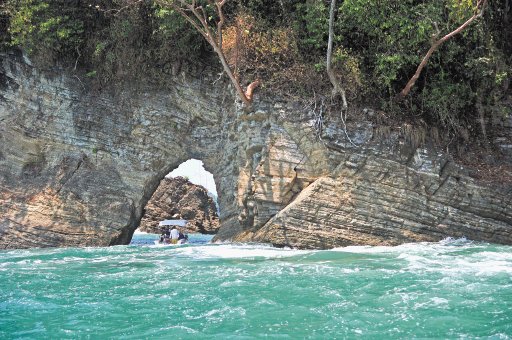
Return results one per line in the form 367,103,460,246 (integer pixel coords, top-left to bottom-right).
5,0,86,66
3,0,207,83
335,0,511,135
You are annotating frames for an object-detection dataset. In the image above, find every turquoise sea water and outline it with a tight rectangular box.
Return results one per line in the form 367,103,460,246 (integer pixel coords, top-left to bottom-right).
1,233,511,339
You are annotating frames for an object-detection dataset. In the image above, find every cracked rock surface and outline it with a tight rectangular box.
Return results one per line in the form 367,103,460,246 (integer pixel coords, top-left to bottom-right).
1,51,511,249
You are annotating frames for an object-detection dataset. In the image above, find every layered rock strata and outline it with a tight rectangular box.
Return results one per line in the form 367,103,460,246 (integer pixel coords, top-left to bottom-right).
139,176,219,234
1,51,511,249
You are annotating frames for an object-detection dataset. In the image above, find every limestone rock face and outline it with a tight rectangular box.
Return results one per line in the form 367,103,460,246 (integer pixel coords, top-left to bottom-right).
0,51,228,249
139,177,219,234
231,118,512,248
1,50,511,249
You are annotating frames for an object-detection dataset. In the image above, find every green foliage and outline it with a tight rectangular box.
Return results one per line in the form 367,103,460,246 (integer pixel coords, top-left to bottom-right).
83,1,206,84
85,70,97,78
152,6,204,60
294,0,328,54
0,4,10,47
6,0,84,64
332,47,363,98
335,0,511,134
235,0,302,25
3,0,205,83
337,0,440,97
422,79,474,130
448,0,477,23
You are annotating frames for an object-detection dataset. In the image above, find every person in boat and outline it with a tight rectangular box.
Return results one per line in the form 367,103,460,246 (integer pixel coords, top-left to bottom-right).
170,226,179,244
159,227,165,242
160,227,170,244
178,228,188,243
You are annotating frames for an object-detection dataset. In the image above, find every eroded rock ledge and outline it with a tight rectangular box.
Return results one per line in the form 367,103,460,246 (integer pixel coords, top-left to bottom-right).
1,51,511,249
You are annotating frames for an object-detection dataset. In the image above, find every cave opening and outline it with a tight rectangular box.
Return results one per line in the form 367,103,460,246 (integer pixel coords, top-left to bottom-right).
131,159,220,245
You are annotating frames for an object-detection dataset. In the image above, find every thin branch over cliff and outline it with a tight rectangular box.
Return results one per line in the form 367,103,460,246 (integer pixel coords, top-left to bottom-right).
326,0,347,109
398,0,488,99
157,0,260,107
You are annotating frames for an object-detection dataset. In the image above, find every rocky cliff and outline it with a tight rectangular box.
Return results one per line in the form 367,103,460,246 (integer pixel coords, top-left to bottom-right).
1,50,511,249
139,176,219,234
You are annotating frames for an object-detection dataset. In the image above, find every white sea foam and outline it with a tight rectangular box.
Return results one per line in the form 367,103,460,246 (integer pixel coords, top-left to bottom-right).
330,238,474,255
174,244,310,260
396,252,512,276
452,258,512,275
133,229,151,235
430,297,449,305
328,238,512,277
161,325,198,334
413,297,449,310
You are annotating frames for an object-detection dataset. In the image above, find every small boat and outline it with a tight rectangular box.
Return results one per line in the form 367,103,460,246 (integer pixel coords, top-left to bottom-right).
153,239,187,246
155,219,189,246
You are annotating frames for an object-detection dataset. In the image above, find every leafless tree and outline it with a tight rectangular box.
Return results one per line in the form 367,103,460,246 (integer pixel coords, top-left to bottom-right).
157,0,260,107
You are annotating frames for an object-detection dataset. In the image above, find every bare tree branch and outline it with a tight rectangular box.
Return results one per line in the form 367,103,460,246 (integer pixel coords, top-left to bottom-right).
326,0,356,147
326,0,348,110
158,0,259,107
245,79,261,102
216,0,226,48
92,0,144,16
398,0,488,99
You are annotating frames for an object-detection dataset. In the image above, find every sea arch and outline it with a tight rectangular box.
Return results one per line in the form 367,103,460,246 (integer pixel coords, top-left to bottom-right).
2,52,511,250
136,159,220,237
0,53,257,248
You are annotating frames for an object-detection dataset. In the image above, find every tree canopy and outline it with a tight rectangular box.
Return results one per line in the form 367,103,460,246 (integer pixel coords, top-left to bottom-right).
1,0,511,143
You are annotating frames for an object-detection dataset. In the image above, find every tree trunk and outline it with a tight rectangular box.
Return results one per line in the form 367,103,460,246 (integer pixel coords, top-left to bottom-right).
397,0,488,99
326,0,347,109
166,0,259,107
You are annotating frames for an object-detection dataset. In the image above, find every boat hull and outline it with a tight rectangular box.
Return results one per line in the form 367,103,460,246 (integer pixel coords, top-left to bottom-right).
153,240,187,246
